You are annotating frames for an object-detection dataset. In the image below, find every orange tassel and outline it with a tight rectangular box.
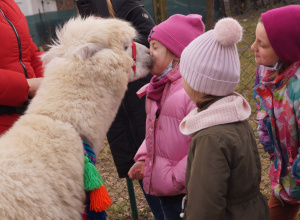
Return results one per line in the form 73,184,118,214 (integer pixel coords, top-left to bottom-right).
90,186,113,212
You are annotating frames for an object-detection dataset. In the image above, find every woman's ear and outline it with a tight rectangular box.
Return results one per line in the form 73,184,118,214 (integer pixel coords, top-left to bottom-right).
172,56,180,68
174,56,180,62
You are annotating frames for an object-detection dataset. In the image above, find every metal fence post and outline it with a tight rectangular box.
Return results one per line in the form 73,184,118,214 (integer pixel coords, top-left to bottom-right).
126,177,138,220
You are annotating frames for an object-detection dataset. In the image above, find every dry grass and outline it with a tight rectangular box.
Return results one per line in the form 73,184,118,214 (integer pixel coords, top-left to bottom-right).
96,140,154,219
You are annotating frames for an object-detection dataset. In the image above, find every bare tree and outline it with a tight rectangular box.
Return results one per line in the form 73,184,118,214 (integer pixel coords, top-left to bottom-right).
219,0,227,18
244,0,251,10
229,0,240,15
153,0,168,24
206,0,214,30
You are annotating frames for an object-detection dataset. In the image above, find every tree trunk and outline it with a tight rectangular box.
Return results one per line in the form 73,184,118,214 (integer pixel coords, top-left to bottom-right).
244,0,251,10
219,0,227,18
206,0,214,30
236,0,241,14
153,0,168,24
228,0,240,15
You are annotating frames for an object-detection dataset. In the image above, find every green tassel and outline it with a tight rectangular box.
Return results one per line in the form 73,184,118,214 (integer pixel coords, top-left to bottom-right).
84,155,101,191
98,172,104,187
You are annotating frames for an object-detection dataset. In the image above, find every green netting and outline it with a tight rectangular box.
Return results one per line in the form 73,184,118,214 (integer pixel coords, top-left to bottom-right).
26,9,78,47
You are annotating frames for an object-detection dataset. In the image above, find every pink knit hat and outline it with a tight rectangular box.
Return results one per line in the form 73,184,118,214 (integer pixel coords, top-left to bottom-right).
262,5,300,63
180,18,243,96
148,14,205,57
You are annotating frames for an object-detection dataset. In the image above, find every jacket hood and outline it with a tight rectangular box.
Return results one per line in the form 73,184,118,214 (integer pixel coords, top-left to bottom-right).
180,92,251,136
111,0,143,19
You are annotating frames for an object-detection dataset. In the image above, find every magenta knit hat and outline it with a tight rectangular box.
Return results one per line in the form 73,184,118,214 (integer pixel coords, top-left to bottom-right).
262,5,300,63
180,18,243,96
148,14,205,57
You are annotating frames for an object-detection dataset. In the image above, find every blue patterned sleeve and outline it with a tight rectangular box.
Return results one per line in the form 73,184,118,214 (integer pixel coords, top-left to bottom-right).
254,65,275,159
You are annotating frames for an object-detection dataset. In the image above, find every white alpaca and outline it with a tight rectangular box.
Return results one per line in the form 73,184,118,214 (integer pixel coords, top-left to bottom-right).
0,16,152,219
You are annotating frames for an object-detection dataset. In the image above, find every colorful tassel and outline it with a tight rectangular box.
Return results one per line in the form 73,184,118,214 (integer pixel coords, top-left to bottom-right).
82,140,112,220
84,155,101,191
90,187,112,212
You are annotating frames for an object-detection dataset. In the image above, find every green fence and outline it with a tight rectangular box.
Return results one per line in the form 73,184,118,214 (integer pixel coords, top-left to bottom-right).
26,9,78,47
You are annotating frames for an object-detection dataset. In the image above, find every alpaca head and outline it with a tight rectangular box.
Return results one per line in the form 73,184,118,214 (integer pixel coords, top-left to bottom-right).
42,16,153,82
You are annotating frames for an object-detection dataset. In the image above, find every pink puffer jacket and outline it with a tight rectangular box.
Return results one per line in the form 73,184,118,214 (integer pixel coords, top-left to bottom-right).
135,66,195,196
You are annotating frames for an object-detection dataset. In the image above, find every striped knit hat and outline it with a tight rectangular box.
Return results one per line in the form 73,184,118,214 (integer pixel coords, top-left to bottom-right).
180,17,243,96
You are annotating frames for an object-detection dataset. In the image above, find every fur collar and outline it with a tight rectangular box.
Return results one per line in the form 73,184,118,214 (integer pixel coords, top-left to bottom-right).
179,92,251,136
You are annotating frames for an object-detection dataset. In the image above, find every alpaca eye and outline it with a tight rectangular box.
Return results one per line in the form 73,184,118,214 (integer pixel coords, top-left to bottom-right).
124,44,129,50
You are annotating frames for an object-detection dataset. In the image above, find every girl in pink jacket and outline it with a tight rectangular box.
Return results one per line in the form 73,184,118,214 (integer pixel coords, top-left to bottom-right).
128,14,205,220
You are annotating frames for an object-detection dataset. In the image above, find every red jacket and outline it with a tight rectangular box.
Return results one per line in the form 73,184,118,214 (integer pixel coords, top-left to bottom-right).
0,0,43,135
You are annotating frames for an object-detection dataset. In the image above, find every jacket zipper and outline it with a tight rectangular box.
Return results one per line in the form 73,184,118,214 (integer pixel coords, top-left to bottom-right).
159,82,170,114
0,9,28,78
153,82,170,131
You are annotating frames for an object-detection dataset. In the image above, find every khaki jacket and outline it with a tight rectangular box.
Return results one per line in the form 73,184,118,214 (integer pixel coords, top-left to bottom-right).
180,93,270,220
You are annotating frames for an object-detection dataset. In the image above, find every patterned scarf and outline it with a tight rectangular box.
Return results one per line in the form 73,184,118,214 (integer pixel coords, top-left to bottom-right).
146,59,174,105
146,75,170,102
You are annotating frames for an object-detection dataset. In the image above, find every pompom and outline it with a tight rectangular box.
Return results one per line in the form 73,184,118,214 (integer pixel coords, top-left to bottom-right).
214,18,243,46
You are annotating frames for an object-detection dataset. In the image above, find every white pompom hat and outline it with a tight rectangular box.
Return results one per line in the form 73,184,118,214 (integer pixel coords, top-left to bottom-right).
180,17,243,96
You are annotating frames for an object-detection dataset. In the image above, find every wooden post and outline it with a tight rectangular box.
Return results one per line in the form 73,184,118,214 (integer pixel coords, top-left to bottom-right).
153,0,168,24
206,0,214,30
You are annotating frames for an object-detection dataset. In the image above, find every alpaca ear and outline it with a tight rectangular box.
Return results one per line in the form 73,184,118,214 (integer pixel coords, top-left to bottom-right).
41,47,64,63
74,43,106,60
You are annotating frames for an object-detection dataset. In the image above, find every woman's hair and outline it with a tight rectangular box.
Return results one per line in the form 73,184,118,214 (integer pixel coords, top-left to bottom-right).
106,0,115,18
258,16,292,79
192,91,220,110
258,16,262,23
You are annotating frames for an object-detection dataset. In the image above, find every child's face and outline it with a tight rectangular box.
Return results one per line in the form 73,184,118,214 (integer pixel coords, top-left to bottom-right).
149,40,174,75
251,22,279,66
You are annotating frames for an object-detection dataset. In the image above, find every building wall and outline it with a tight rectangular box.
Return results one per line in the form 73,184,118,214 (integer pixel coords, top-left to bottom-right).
55,0,77,10
15,0,57,16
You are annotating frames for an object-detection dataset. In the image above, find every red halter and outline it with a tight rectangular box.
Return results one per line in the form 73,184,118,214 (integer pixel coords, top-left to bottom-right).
132,41,137,73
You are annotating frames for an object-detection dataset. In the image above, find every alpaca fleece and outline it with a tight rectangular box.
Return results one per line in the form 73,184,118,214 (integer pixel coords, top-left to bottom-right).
0,16,152,220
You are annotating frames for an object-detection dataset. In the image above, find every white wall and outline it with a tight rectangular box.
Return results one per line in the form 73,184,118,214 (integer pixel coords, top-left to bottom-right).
15,0,57,16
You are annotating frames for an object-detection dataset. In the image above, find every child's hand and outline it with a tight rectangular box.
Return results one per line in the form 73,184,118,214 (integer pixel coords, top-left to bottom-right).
128,161,145,180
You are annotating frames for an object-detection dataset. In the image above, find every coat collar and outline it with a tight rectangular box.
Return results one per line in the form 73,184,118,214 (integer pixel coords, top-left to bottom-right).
179,92,251,136
254,62,300,94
